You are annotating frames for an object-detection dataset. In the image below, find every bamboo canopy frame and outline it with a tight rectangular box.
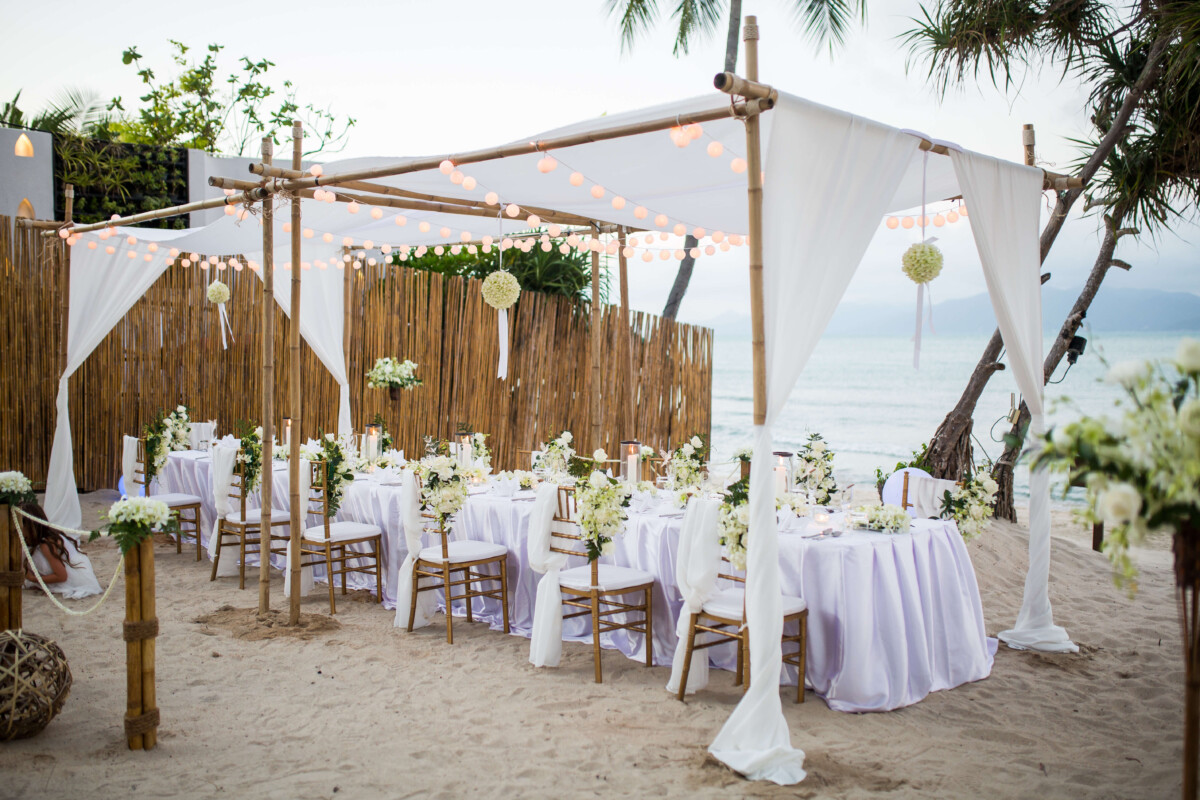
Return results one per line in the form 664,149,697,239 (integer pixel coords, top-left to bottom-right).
259,136,275,614
288,121,303,625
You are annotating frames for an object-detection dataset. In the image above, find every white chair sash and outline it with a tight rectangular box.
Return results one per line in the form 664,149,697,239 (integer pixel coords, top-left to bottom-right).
667,496,722,695
910,475,959,519
121,435,139,496
393,470,436,629
527,482,567,667
207,444,240,577
283,460,314,598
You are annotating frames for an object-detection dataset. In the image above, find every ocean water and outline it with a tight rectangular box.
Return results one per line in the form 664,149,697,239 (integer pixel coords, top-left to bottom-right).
709,331,1194,506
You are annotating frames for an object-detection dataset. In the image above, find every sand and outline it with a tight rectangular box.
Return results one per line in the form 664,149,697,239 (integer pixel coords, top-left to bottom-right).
0,492,1184,799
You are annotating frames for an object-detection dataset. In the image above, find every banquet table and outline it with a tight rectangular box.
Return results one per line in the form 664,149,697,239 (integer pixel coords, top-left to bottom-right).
160,452,994,712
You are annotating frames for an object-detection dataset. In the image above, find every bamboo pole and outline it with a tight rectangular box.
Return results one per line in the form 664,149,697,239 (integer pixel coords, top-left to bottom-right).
137,536,157,750
43,189,268,237
617,227,635,438
60,185,73,378
288,122,304,626
7,509,17,630
259,136,275,615
123,544,143,750
0,506,11,631
742,17,767,427
590,225,602,453
1023,124,1036,167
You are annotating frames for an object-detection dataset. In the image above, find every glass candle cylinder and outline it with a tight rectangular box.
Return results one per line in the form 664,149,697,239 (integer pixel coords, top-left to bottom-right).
621,440,640,483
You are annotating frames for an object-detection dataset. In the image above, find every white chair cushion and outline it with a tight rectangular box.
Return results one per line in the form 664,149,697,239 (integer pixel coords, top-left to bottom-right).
225,507,291,526
701,587,806,620
303,521,381,543
559,563,654,593
151,492,202,507
418,540,507,564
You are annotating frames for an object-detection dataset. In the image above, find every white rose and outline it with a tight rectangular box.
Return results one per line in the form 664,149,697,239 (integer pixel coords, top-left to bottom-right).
588,470,608,489
1176,337,1200,374
682,443,694,457
811,440,825,454
690,436,702,449
736,506,750,526
255,426,264,438
593,449,608,462
1105,360,1150,387
601,540,615,556
1098,483,1142,524
1179,399,1200,438
176,405,186,414
562,432,573,443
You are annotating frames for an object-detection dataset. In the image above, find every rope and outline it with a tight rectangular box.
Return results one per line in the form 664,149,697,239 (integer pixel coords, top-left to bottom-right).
124,708,160,738
9,508,124,617
122,618,159,641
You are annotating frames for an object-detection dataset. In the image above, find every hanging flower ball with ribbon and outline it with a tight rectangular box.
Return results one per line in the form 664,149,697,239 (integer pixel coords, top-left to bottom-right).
901,243,944,284
482,270,520,380
206,280,235,350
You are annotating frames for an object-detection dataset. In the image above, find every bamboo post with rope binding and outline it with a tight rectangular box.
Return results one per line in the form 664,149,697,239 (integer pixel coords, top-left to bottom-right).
590,224,602,454
288,122,304,626
122,535,161,749
259,136,275,614
617,227,635,439
0,505,16,630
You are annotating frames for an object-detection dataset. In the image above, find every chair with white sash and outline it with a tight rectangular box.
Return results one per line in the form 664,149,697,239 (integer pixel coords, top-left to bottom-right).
125,436,203,559
300,460,383,614
900,470,960,519
209,459,290,589
548,486,654,683
675,553,808,704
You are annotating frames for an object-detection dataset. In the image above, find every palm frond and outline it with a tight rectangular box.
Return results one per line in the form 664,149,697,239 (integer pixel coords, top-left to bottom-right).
607,0,661,54
671,0,725,56
790,0,866,52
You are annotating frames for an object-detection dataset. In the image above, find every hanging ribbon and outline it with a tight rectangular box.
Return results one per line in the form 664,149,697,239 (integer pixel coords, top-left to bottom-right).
217,302,235,350
913,152,929,370
497,308,509,379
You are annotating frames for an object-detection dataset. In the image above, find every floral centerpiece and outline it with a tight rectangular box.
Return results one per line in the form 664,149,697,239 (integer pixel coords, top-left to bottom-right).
901,243,943,284
733,445,753,479
92,497,178,554
534,431,575,479
852,504,911,534
795,433,838,505
367,357,422,399
0,471,36,507
576,470,633,561
164,406,192,452
471,432,491,469
664,435,707,491
940,469,998,540
234,420,264,493
415,454,470,532
718,476,750,570
309,433,356,515
498,470,538,490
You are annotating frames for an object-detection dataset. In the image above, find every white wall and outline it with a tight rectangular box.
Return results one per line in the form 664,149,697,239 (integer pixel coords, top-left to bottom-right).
0,127,53,221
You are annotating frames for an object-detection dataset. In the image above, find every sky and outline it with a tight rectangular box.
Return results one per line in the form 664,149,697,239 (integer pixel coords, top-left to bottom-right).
4,0,1196,324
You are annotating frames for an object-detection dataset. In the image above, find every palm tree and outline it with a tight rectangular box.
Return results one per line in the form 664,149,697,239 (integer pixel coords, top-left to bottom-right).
606,0,867,319
0,88,110,135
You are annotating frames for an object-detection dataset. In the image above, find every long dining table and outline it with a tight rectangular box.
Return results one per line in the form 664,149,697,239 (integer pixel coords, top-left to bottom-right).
161,450,994,712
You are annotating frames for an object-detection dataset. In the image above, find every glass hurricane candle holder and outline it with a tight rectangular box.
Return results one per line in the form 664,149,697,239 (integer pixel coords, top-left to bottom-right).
772,451,793,495
621,440,641,483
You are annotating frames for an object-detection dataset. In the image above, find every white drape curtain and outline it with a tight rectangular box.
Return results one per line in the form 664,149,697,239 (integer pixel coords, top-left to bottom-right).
45,244,174,527
121,436,139,497
207,444,240,577
393,470,435,629
666,496,721,695
708,99,920,785
526,482,567,666
950,150,1077,654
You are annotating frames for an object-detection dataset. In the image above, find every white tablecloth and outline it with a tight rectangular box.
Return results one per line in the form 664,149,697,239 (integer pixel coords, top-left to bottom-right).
161,452,993,712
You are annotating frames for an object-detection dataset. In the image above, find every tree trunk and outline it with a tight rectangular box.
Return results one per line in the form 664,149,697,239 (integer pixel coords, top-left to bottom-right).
922,33,1168,482
991,214,1125,520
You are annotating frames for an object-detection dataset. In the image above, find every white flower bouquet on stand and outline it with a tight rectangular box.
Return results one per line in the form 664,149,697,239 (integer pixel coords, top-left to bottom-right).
164,406,192,452
0,471,36,507
368,357,422,400
96,497,178,554
482,270,521,380
664,435,707,492
576,470,633,561
794,433,838,505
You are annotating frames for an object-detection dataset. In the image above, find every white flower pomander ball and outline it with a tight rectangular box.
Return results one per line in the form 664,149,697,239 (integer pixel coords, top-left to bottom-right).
207,280,231,304
481,270,521,310
901,243,943,284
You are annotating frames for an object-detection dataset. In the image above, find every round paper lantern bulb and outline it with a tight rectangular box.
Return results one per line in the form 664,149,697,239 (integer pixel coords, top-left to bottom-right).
933,214,946,227
539,234,550,244
729,234,744,246
659,250,671,261
416,246,428,256
322,232,334,243
706,141,724,158
606,242,618,255
526,214,541,227
142,253,151,262
439,227,451,238
673,223,686,236
451,245,462,255
730,157,748,174
282,222,292,233
658,232,669,242
460,231,472,242
589,185,605,199
303,228,314,239
548,225,561,237
103,245,115,255
354,261,363,269
87,241,97,250
946,211,959,223
674,249,686,260
537,156,557,173
719,242,731,252
901,216,914,229
381,244,392,254
566,234,580,247
669,127,689,148
461,175,478,191
434,246,445,256
686,123,703,140
309,164,324,177
419,221,431,233
223,188,235,197
482,235,494,247
501,237,514,249
622,246,634,258
125,236,137,245
689,247,701,259
654,214,668,228
568,172,584,187
692,227,706,238
224,205,235,216
704,245,715,256
181,257,191,267
484,192,499,205
126,250,136,259
885,216,900,229
641,251,653,263
395,215,408,226
959,204,968,217
642,234,655,246
450,170,464,185
609,196,626,211
347,201,360,214
541,242,552,252
633,206,649,220
468,245,477,254
363,240,374,249
371,207,383,219
439,160,454,175
559,243,570,254
505,204,520,218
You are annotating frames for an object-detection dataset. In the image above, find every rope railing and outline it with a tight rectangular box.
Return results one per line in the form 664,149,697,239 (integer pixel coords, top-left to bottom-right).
9,507,124,617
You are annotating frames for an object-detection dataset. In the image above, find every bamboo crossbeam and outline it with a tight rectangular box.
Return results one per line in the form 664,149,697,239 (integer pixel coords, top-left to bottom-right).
296,187,594,229
287,122,303,626
248,106,743,194
43,189,269,236
13,219,63,230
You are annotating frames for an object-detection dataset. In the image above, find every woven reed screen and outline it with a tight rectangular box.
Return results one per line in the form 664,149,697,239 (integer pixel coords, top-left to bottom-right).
0,218,712,490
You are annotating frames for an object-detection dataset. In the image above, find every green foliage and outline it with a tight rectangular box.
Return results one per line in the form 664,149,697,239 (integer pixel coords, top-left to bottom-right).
95,515,179,555
108,41,355,157
391,231,606,303
233,419,263,493
315,433,355,516
874,442,931,494
372,413,394,451
53,133,189,227
723,473,750,506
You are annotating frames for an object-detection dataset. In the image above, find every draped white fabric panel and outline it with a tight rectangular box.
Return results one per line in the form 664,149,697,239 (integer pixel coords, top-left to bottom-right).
393,470,435,630
526,482,568,667
666,496,721,695
950,150,1077,654
709,97,920,785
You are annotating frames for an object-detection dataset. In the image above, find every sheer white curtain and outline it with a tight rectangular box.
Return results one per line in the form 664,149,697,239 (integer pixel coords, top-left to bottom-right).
708,97,920,784
525,482,568,666
666,496,721,695
950,150,1077,653
45,242,174,527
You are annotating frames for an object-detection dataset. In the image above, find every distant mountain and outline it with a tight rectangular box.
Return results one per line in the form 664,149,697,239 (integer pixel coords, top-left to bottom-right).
698,288,1200,337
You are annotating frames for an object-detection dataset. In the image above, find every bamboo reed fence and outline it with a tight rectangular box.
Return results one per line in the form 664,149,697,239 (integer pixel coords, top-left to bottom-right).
0,216,712,490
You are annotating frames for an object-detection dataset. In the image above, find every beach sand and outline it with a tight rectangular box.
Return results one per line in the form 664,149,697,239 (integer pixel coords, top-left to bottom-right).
0,492,1183,799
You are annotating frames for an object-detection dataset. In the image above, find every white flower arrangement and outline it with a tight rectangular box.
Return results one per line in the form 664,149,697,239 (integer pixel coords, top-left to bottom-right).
794,433,838,505
235,423,265,492
498,469,538,490
472,432,492,469
0,470,35,506
164,406,192,452
109,496,173,529
576,470,633,561
416,454,470,530
732,446,753,463
481,270,521,310
535,431,575,479
367,357,422,390
672,484,703,509
639,445,656,460
634,480,658,496
664,434,707,492
940,469,998,540
776,493,810,516
853,503,912,534
901,243,943,284
206,280,231,304
718,499,750,571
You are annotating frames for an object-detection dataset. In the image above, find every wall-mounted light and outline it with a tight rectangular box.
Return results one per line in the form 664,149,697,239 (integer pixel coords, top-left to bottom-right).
14,133,34,158
16,198,34,219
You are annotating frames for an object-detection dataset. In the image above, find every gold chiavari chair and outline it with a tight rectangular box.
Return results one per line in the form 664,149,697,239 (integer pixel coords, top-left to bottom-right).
675,555,808,704
299,460,384,614
407,492,510,644
209,460,291,589
133,438,203,559
550,486,655,683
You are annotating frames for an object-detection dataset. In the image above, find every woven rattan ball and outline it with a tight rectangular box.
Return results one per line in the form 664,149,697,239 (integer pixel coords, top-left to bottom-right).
0,631,72,741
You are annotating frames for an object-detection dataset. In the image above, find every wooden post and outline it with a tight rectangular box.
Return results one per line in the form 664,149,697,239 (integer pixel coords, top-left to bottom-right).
123,544,143,749
590,225,602,454
137,537,157,750
259,136,275,615
288,122,304,626
343,211,353,429
617,227,635,439
742,17,767,427
1022,123,1036,167
60,185,73,379
0,506,13,631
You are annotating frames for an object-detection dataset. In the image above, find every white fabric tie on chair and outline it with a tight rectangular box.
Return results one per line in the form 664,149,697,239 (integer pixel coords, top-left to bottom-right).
393,470,436,629
207,444,240,578
910,475,959,519
526,482,566,666
283,461,314,598
121,436,139,496
667,496,721,695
